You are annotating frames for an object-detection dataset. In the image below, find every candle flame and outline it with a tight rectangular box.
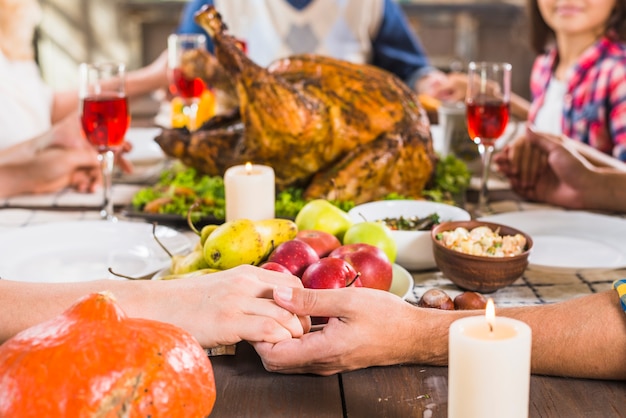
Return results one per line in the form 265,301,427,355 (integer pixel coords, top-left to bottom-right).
485,298,495,332
245,162,253,174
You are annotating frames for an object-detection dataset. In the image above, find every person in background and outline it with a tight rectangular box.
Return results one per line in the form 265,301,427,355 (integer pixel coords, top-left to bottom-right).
0,0,169,196
526,0,626,158
494,0,626,189
176,0,463,101
495,126,626,210
0,115,104,198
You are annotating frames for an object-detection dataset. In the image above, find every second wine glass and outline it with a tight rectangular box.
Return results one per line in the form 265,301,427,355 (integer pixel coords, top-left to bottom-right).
465,61,512,217
167,33,208,131
79,62,130,221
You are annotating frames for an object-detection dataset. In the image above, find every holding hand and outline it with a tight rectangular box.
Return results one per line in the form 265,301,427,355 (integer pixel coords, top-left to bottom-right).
495,127,595,209
253,286,419,375
148,265,310,348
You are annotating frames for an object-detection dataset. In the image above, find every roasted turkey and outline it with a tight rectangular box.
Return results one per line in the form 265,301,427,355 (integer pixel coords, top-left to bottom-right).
156,5,437,204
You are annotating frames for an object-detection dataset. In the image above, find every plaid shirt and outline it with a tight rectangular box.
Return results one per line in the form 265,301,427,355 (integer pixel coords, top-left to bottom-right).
528,36,626,161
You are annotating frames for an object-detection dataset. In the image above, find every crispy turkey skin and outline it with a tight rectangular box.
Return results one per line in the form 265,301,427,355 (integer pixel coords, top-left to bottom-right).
156,5,437,204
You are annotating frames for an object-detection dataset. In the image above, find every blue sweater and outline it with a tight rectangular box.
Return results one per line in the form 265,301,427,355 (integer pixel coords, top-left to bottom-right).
177,0,434,86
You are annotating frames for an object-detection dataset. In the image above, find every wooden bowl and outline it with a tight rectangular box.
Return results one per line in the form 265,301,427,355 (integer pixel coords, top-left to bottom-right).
430,220,533,293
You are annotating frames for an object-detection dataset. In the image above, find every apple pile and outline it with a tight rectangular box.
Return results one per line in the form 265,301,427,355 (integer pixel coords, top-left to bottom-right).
261,229,392,292
261,199,398,297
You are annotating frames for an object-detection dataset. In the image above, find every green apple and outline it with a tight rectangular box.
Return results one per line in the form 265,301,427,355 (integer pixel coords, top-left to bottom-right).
342,221,397,263
295,199,353,241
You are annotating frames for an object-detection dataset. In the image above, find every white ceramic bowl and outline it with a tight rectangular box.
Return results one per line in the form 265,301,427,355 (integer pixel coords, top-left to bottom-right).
348,200,471,271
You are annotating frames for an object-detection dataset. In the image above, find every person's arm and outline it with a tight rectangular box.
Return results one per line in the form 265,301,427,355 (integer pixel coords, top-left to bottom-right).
371,0,435,86
49,52,170,124
0,265,308,348
254,286,626,380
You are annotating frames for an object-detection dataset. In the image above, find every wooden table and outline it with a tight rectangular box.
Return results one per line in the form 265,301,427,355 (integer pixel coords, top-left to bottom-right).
207,342,626,417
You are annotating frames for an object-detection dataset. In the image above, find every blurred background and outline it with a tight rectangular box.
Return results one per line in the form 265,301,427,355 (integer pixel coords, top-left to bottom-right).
36,0,533,115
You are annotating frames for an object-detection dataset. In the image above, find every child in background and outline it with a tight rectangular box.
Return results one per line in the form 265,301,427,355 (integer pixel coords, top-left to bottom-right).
496,0,626,189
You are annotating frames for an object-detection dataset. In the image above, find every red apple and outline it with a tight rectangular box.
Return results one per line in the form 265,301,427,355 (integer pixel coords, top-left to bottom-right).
329,243,393,291
260,261,293,275
295,229,342,258
267,239,320,278
301,257,362,325
301,257,362,290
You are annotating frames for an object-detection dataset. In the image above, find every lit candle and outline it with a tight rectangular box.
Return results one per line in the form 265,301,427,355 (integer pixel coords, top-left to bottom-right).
448,299,532,418
224,162,275,221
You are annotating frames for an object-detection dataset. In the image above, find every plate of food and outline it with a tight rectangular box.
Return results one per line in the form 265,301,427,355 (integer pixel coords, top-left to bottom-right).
0,221,193,283
479,210,626,272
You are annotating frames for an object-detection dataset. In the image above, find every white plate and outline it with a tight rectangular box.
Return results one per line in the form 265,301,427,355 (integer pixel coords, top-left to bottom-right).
479,210,626,272
0,221,193,283
153,263,414,300
125,127,164,164
390,263,414,300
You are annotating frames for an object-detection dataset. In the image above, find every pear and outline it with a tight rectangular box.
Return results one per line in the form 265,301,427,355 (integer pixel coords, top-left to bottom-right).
200,224,219,245
157,268,220,280
203,219,267,269
254,218,298,258
171,248,210,275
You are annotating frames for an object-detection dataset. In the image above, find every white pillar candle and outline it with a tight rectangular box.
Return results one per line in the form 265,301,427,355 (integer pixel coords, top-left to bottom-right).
224,163,275,222
448,299,531,418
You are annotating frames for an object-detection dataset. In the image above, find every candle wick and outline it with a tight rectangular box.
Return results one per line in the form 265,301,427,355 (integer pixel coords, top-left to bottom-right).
488,323,493,333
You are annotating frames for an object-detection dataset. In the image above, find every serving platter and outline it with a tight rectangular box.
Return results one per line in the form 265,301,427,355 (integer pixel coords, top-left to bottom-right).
479,210,626,272
0,221,192,283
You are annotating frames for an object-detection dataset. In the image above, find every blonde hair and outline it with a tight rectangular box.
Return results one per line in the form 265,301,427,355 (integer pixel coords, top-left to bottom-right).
0,0,42,60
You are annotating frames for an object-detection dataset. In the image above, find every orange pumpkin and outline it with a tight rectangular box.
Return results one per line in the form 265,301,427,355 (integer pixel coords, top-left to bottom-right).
0,292,216,417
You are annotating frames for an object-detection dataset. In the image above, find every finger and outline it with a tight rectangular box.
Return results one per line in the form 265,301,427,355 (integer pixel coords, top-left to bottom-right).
241,297,308,337
273,286,356,318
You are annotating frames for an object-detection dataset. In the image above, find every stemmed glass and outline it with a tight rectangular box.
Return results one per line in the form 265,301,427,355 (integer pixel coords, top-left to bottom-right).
465,61,511,217
167,33,208,131
79,62,130,221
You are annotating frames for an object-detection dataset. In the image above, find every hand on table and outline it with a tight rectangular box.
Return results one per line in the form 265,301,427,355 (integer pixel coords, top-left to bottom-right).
253,286,418,376
417,71,467,102
494,127,594,209
152,265,310,348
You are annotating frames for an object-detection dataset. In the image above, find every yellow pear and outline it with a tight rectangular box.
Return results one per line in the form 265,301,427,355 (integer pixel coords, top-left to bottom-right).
157,268,220,280
254,218,298,258
203,219,267,270
171,248,209,275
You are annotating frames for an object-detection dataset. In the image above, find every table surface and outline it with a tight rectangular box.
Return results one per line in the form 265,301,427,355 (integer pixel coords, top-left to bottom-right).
1,130,625,417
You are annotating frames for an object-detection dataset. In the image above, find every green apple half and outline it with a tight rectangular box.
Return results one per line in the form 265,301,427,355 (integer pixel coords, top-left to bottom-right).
342,221,397,263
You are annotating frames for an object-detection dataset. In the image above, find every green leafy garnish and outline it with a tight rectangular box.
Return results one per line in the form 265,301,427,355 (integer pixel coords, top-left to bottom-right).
131,154,470,221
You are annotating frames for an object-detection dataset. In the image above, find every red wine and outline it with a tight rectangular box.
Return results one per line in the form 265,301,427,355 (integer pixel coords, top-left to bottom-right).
169,67,206,99
81,94,129,149
466,99,509,146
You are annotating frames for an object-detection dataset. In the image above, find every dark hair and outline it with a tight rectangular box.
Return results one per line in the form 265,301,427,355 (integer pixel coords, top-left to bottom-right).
528,0,626,54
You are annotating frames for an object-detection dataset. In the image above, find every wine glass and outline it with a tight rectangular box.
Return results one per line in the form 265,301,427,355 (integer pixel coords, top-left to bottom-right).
465,61,511,217
167,33,208,131
79,62,130,221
